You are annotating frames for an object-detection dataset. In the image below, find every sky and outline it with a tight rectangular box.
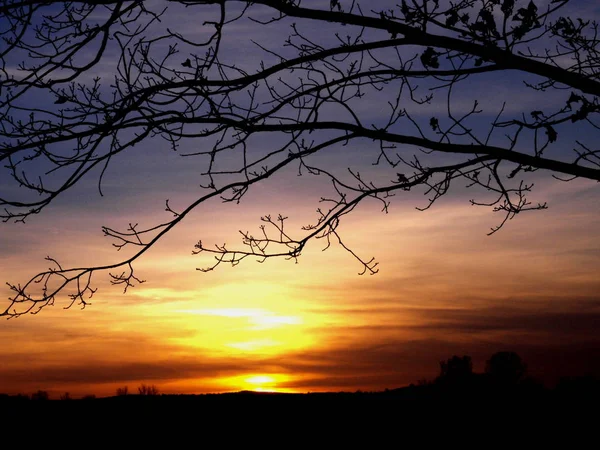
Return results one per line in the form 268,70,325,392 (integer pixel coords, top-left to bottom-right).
1,0,599,398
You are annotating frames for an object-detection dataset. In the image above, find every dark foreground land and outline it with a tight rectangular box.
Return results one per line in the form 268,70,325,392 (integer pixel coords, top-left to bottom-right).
3,377,599,415
4,353,598,437
2,382,599,442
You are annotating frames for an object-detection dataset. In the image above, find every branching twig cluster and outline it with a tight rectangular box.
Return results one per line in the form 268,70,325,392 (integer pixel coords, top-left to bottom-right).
1,0,599,317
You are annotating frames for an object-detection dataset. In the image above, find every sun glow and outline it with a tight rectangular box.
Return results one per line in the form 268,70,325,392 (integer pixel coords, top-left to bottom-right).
246,375,275,385
218,373,293,392
169,306,313,355
186,308,303,330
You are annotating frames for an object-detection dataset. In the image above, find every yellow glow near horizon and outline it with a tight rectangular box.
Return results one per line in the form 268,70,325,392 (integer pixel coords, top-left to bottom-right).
168,306,314,356
226,339,279,351
177,308,303,329
218,373,293,392
246,375,275,385
2,178,599,396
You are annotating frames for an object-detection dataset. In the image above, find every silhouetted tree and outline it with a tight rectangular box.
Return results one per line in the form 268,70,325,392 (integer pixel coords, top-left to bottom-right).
116,386,129,396
485,351,527,385
31,390,49,401
138,384,160,396
2,1,600,316
437,355,473,384
60,392,72,401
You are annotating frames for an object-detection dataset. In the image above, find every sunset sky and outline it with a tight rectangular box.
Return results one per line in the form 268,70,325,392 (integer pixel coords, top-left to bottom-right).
1,0,599,398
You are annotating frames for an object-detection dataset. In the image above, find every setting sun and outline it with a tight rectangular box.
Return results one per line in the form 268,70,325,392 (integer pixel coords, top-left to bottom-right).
246,375,275,386
216,374,293,393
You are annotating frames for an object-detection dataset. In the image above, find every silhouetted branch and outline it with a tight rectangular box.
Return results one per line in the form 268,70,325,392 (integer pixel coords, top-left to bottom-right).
2,0,599,317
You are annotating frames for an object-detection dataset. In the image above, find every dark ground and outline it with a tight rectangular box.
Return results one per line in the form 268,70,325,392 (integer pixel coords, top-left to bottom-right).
2,381,597,441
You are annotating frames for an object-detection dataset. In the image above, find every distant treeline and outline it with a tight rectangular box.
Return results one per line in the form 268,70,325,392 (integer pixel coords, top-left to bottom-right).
1,351,599,403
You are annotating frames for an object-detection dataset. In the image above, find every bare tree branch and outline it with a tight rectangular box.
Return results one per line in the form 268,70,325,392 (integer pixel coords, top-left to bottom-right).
1,0,599,317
